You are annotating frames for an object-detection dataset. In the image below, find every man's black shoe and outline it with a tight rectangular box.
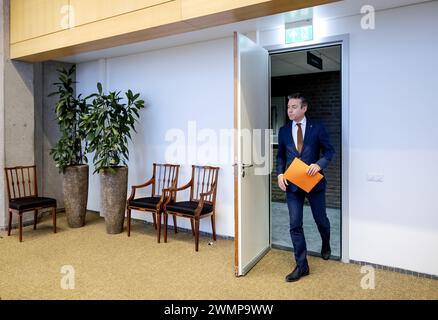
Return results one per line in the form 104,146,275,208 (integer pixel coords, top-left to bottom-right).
321,244,331,260
285,265,309,282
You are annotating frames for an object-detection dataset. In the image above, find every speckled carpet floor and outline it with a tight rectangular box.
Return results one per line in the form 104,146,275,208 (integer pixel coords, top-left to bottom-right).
1,212,437,300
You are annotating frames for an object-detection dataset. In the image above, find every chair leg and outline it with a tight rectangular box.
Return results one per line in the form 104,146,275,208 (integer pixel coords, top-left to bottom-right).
152,211,157,230
19,214,23,242
190,219,195,236
211,214,216,241
127,208,131,237
156,212,161,243
33,210,38,230
173,215,178,234
163,213,169,243
7,210,12,236
194,219,200,252
52,207,57,233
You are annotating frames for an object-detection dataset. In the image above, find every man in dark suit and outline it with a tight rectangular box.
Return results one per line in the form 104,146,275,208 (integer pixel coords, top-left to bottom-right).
277,93,335,282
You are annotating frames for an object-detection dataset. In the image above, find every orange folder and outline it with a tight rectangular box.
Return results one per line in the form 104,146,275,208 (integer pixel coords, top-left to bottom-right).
283,158,323,193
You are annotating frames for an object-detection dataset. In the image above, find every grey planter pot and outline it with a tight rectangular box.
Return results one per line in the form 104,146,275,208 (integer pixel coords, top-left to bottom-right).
63,164,89,228
100,166,128,234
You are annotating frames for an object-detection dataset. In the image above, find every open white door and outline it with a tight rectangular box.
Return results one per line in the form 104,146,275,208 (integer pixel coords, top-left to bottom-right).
234,32,270,276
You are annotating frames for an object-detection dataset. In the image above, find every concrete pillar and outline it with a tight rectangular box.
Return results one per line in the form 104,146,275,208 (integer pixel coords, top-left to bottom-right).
1,0,36,228
0,0,5,228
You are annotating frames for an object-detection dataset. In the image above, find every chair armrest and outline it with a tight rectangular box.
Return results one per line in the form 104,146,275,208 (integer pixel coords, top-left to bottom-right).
128,178,154,200
195,184,217,216
164,180,192,193
199,189,214,198
200,182,217,199
162,180,192,207
193,198,205,217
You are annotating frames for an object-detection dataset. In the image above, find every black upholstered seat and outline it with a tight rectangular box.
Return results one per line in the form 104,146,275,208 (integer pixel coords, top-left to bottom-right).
128,196,162,210
9,197,56,212
166,201,213,215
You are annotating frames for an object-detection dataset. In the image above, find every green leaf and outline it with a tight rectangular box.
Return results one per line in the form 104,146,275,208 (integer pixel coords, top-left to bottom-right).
97,82,103,94
79,85,145,170
50,64,91,171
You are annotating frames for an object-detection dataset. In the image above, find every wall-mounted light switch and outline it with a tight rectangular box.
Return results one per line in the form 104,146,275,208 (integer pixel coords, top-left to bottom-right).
367,173,384,182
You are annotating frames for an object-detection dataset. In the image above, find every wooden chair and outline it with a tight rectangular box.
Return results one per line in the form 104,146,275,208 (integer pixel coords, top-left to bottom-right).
4,165,57,242
127,163,180,242
163,165,219,251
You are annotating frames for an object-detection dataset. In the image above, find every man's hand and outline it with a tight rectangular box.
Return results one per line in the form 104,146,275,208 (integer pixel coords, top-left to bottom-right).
307,164,321,176
278,174,288,191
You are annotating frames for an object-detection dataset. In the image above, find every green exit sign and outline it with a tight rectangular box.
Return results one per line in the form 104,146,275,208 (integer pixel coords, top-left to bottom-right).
285,25,313,43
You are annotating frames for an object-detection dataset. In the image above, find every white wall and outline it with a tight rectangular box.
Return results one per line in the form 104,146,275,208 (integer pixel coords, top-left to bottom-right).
75,0,438,275
76,38,235,237
260,1,438,275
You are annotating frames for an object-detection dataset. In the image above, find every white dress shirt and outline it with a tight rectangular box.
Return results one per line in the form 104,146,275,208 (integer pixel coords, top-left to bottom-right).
292,116,307,151
278,117,307,178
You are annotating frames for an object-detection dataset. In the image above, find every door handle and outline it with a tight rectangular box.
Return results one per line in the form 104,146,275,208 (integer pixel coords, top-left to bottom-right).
241,163,253,177
232,163,253,177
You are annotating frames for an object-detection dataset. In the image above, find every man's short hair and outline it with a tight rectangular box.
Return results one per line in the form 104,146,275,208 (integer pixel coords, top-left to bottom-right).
288,93,308,108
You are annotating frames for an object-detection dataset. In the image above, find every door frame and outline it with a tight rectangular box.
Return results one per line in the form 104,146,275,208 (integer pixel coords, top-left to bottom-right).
265,34,350,263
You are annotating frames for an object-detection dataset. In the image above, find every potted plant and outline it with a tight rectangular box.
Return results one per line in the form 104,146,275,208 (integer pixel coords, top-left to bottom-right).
50,65,91,228
81,83,145,234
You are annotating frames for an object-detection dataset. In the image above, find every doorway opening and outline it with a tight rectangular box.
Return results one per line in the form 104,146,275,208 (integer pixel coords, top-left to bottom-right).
270,45,342,260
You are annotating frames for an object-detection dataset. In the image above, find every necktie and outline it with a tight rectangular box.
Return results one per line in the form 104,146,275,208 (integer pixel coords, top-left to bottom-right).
296,123,303,154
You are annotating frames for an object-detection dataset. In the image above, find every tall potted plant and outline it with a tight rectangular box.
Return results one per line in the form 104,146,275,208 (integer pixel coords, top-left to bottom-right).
50,65,91,228
81,83,145,234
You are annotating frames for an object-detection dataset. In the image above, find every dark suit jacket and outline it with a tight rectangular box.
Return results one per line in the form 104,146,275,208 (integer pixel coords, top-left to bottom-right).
276,119,335,193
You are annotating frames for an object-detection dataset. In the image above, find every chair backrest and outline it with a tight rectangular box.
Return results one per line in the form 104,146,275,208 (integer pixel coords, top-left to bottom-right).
190,165,220,205
4,165,38,200
151,163,180,197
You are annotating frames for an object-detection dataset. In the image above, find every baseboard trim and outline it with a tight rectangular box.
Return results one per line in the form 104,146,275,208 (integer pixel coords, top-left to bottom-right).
132,217,235,240
270,244,437,280
349,259,437,280
1,210,235,240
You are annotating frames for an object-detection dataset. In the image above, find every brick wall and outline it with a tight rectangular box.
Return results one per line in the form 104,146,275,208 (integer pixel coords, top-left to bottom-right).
271,71,341,209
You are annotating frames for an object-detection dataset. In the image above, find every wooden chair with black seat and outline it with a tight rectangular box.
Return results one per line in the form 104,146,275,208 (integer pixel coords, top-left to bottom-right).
162,165,220,252
4,165,57,242
126,163,180,242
